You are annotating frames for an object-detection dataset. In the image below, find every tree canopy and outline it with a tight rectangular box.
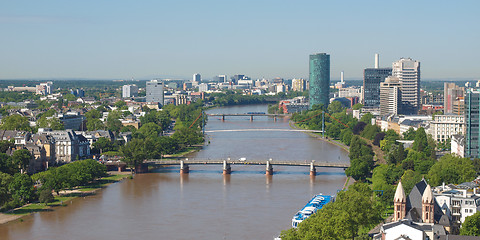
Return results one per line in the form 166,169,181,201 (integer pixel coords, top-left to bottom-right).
427,154,476,186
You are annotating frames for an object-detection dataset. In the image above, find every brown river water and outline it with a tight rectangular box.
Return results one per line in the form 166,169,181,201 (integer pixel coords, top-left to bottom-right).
0,104,349,240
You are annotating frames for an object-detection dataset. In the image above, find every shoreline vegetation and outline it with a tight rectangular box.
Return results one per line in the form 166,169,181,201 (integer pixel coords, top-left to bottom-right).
0,172,130,225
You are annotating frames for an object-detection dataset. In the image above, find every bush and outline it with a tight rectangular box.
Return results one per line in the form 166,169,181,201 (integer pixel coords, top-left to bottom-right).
39,188,54,205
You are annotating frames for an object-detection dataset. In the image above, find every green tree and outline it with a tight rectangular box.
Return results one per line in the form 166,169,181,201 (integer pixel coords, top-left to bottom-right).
106,111,123,133
11,149,32,173
427,154,476,186
120,138,153,175
38,188,54,205
412,127,428,152
461,211,480,236
403,127,416,140
36,116,64,130
0,153,15,175
92,137,117,154
86,118,105,131
360,113,373,124
137,122,163,139
281,183,382,239
8,173,36,204
0,114,32,131
327,101,344,114
0,172,13,207
401,170,423,195
352,103,363,110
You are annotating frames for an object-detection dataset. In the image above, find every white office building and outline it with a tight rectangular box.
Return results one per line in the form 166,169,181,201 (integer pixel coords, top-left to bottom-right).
193,73,201,83
393,58,421,114
380,76,401,116
430,114,464,142
122,84,138,98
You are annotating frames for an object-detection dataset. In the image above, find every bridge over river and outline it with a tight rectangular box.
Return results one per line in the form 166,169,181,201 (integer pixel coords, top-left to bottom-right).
207,113,290,121
144,159,350,176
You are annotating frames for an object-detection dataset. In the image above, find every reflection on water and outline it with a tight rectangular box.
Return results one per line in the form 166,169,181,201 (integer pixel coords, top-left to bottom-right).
0,105,349,240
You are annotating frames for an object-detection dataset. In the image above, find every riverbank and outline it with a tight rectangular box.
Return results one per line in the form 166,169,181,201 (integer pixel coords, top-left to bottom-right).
288,121,349,152
0,172,130,225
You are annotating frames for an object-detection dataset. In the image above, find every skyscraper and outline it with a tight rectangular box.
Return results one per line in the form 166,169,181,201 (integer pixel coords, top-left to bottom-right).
465,89,480,158
193,73,201,83
392,58,421,114
146,80,164,105
380,76,401,116
309,53,330,109
363,54,392,110
444,83,464,114
122,84,138,98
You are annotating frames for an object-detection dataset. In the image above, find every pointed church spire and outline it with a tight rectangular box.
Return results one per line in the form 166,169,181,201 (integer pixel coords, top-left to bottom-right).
394,181,406,203
422,184,434,204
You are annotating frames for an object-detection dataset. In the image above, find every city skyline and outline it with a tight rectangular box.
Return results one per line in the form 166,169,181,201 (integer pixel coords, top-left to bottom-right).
0,1,479,80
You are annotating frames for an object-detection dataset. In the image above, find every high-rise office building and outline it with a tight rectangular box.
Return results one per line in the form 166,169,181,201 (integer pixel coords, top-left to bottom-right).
363,54,392,110
444,83,464,114
309,53,330,109
122,84,138,98
392,58,421,114
146,80,164,105
193,73,201,83
380,76,401,116
292,78,306,92
465,89,480,158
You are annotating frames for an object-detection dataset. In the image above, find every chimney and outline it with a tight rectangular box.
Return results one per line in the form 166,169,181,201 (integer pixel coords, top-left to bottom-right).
341,71,344,83
375,53,379,68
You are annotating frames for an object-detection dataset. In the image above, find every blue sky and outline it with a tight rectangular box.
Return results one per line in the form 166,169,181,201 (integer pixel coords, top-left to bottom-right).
0,0,479,80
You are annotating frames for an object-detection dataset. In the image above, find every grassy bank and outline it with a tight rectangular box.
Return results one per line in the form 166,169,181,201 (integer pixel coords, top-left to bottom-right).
1,173,129,222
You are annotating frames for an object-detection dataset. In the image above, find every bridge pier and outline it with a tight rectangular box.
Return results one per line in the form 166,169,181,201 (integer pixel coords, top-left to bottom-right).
180,160,189,174
222,115,225,121
274,116,277,122
310,162,316,176
266,160,273,175
223,160,231,175
250,115,253,121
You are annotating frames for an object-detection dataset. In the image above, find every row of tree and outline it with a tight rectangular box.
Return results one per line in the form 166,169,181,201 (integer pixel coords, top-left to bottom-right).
0,159,106,211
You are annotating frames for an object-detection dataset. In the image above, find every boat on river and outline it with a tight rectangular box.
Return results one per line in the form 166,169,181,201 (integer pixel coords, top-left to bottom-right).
291,194,334,228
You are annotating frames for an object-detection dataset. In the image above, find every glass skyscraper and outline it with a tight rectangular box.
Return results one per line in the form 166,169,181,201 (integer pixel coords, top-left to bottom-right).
465,89,480,158
309,53,330,109
363,68,392,109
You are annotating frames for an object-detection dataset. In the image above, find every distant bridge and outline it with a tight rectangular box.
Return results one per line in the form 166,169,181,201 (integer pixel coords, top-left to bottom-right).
207,113,290,121
205,129,323,133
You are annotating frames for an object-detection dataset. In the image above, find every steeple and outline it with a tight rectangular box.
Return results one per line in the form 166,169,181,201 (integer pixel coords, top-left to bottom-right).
422,184,434,204
394,181,406,203
422,184,434,223
393,181,406,221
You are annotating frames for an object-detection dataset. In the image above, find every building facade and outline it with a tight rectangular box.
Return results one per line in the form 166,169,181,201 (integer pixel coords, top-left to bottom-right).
146,80,164,105
444,83,464,114
465,89,480,158
392,58,421,114
292,78,306,92
380,76,402,116
430,114,464,142
193,73,201,83
122,84,139,98
363,68,392,109
309,53,330,109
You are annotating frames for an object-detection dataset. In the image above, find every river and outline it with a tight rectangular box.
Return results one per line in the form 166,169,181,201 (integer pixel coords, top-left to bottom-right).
0,104,349,240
